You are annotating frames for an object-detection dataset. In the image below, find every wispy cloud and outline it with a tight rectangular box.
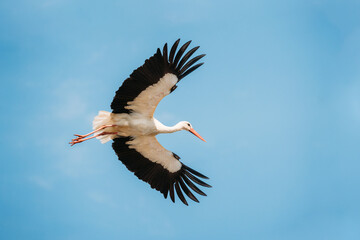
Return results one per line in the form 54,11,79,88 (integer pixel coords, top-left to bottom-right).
41,0,67,9
87,190,116,206
341,80,360,123
29,175,53,190
51,78,92,121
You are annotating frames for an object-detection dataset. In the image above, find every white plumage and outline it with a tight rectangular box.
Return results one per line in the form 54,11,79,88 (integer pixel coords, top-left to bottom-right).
125,73,178,117
70,39,210,205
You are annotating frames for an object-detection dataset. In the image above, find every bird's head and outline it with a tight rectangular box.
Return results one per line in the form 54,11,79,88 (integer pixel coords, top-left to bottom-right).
179,121,206,142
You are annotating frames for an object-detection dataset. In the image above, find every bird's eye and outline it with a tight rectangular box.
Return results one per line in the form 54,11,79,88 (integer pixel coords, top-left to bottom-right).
187,123,191,127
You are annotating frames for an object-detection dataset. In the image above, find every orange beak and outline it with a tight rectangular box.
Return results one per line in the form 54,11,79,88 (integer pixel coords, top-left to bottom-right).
189,128,206,142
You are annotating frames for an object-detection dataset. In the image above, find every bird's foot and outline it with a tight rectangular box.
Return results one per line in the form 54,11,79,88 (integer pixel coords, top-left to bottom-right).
69,131,118,146
69,125,117,145
70,133,91,146
69,137,85,146
73,134,86,138
70,135,84,143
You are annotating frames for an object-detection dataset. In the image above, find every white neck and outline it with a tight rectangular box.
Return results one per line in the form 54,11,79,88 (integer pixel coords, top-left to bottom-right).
155,119,183,134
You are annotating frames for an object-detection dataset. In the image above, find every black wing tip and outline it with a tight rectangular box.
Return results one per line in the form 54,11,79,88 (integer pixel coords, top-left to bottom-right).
169,182,175,203
182,174,207,196
175,182,188,205
179,178,199,203
182,40,192,48
179,63,204,80
166,165,211,205
184,170,212,188
163,39,205,79
110,39,205,113
182,164,210,179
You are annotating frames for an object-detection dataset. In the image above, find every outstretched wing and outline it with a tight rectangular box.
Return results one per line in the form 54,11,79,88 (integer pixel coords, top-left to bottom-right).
112,136,211,205
111,39,205,117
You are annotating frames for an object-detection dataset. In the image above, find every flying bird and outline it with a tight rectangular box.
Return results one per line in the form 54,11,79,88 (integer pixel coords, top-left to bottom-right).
70,39,211,205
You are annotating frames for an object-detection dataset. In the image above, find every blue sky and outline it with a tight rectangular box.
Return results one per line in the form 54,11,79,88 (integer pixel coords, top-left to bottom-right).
1,0,360,239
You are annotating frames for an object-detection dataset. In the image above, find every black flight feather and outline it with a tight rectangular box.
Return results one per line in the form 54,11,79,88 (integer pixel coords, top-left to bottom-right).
183,164,209,179
175,182,188,205
180,63,204,80
179,178,199,203
180,54,206,74
176,46,200,72
169,181,175,203
163,43,168,63
110,39,209,205
111,39,205,114
169,39,180,64
184,170,212,188
173,40,191,68
112,137,211,205
182,174,207,196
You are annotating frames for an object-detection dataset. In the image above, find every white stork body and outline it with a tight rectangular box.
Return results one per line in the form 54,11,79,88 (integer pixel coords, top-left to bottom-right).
70,39,210,205
92,112,185,173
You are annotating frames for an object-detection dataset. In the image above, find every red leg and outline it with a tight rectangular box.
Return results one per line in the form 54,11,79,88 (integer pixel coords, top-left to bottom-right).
70,132,117,146
74,124,116,139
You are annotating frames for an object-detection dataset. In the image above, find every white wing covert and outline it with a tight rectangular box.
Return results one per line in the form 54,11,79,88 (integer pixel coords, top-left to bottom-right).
111,39,210,205
112,136,211,205
111,39,205,117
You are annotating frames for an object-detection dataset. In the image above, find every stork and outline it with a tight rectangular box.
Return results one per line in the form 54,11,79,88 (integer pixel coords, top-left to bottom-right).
70,39,211,205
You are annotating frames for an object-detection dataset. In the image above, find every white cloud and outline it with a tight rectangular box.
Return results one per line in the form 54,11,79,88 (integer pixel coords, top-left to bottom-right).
51,78,92,120
29,175,53,190
41,0,67,9
87,191,114,205
341,80,360,123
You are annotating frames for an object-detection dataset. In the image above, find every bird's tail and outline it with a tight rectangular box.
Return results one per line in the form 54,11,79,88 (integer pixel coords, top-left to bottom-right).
92,111,116,144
